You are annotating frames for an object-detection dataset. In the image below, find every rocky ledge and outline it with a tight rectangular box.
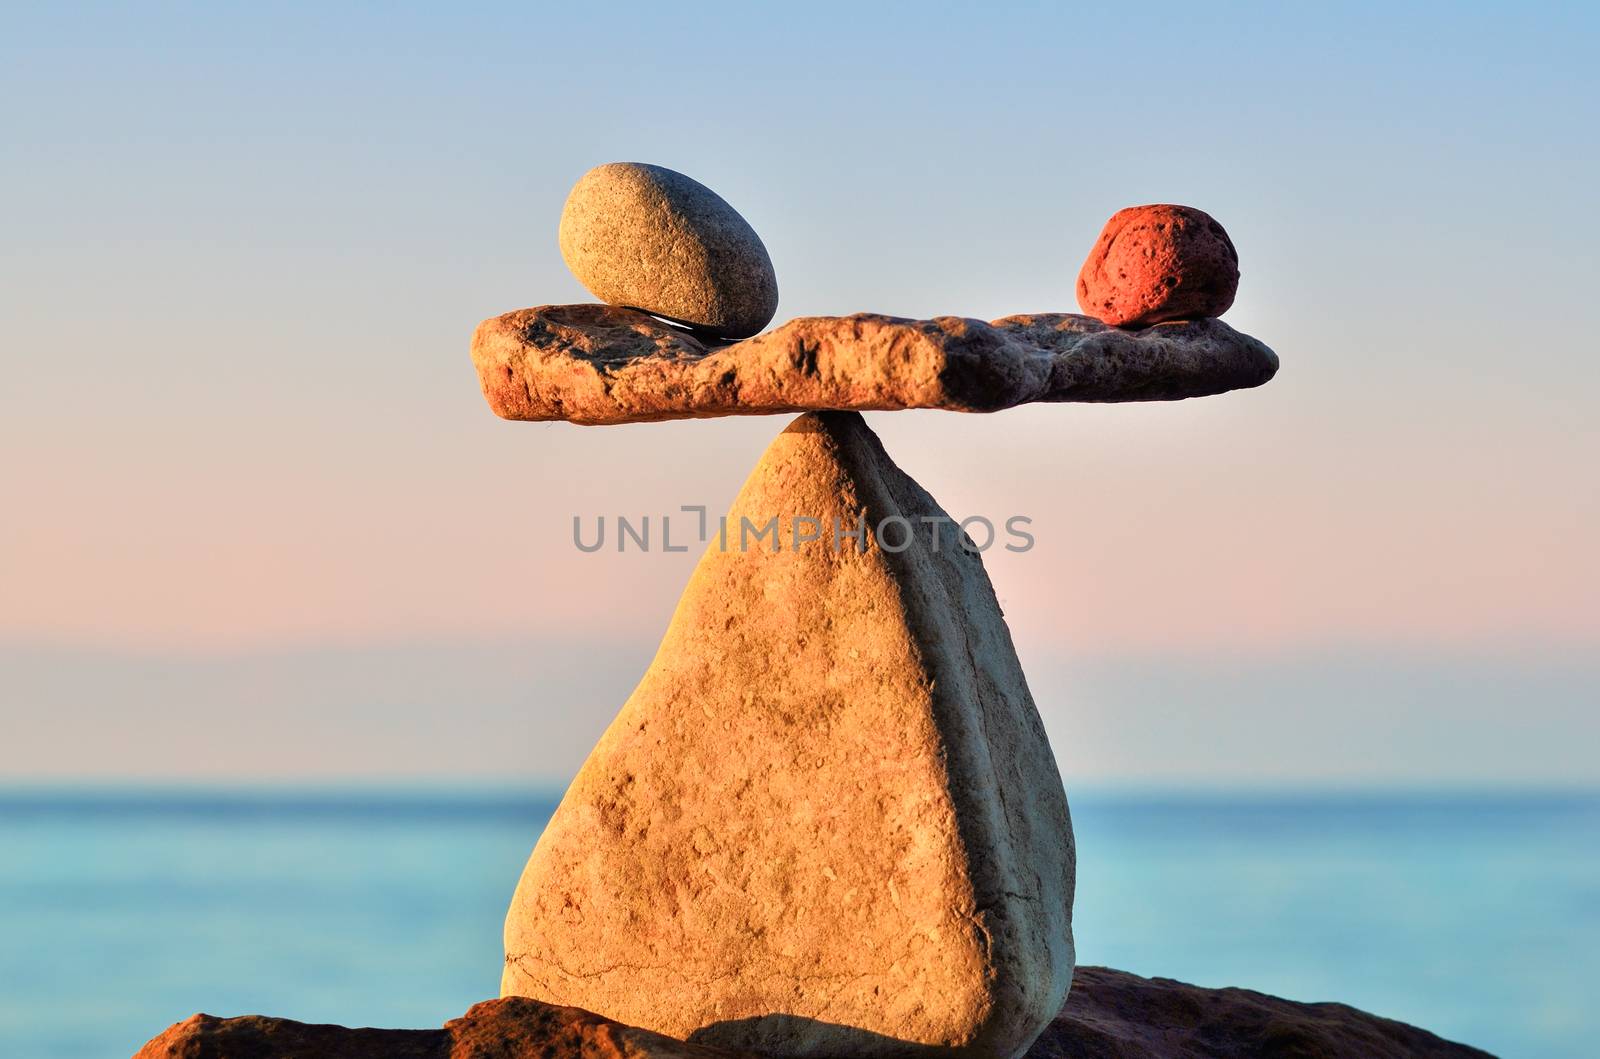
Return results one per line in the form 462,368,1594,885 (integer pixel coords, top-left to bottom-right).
471,304,1279,425
133,965,1491,1059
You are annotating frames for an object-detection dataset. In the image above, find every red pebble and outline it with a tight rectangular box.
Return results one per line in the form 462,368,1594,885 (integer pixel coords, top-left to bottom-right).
1076,204,1239,327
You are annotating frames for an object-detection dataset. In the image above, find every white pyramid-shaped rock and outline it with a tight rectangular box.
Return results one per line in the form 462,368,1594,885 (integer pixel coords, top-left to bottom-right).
503,412,1074,1059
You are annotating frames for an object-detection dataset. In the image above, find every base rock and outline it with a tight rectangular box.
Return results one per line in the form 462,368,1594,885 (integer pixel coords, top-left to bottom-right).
132,995,757,1059
502,411,1075,1059
132,967,1493,1059
1049,967,1493,1059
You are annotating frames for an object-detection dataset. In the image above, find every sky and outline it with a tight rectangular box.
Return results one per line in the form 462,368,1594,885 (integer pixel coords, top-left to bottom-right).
2,1,1597,785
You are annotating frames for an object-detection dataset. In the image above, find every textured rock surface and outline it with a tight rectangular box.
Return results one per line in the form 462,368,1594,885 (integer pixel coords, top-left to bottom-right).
134,1014,440,1059
471,304,1277,425
132,968,1493,1058
1046,967,1494,1058
132,995,758,1059
1076,205,1240,328
502,412,1076,1059
560,163,779,339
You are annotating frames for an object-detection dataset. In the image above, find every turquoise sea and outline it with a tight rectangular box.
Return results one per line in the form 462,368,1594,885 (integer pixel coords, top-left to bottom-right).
1,789,1594,1058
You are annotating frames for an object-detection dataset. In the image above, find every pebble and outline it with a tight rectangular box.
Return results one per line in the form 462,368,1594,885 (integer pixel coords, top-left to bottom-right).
1076,204,1239,327
559,163,779,339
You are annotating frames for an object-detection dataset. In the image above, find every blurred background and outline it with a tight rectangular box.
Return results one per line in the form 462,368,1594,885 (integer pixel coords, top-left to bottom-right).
2,2,1596,1057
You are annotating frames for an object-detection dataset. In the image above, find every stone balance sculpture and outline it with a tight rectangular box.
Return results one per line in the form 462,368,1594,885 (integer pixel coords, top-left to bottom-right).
132,165,1494,1059
474,164,1277,1059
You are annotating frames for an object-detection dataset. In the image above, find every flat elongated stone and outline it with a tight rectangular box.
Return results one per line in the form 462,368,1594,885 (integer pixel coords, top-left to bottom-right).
502,412,1076,1059
471,304,1277,425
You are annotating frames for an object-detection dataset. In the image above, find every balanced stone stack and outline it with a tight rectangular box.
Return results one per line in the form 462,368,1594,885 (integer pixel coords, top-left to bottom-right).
475,165,1276,426
129,166,1491,1059
473,164,1279,1059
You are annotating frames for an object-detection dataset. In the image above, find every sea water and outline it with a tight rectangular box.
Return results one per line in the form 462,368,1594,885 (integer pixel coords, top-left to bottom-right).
1,789,1593,1058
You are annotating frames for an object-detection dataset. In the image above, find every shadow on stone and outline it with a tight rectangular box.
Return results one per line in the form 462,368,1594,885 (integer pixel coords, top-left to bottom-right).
688,1016,975,1059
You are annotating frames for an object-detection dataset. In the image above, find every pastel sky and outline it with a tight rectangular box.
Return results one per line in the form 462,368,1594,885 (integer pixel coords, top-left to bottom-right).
3,2,1597,784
